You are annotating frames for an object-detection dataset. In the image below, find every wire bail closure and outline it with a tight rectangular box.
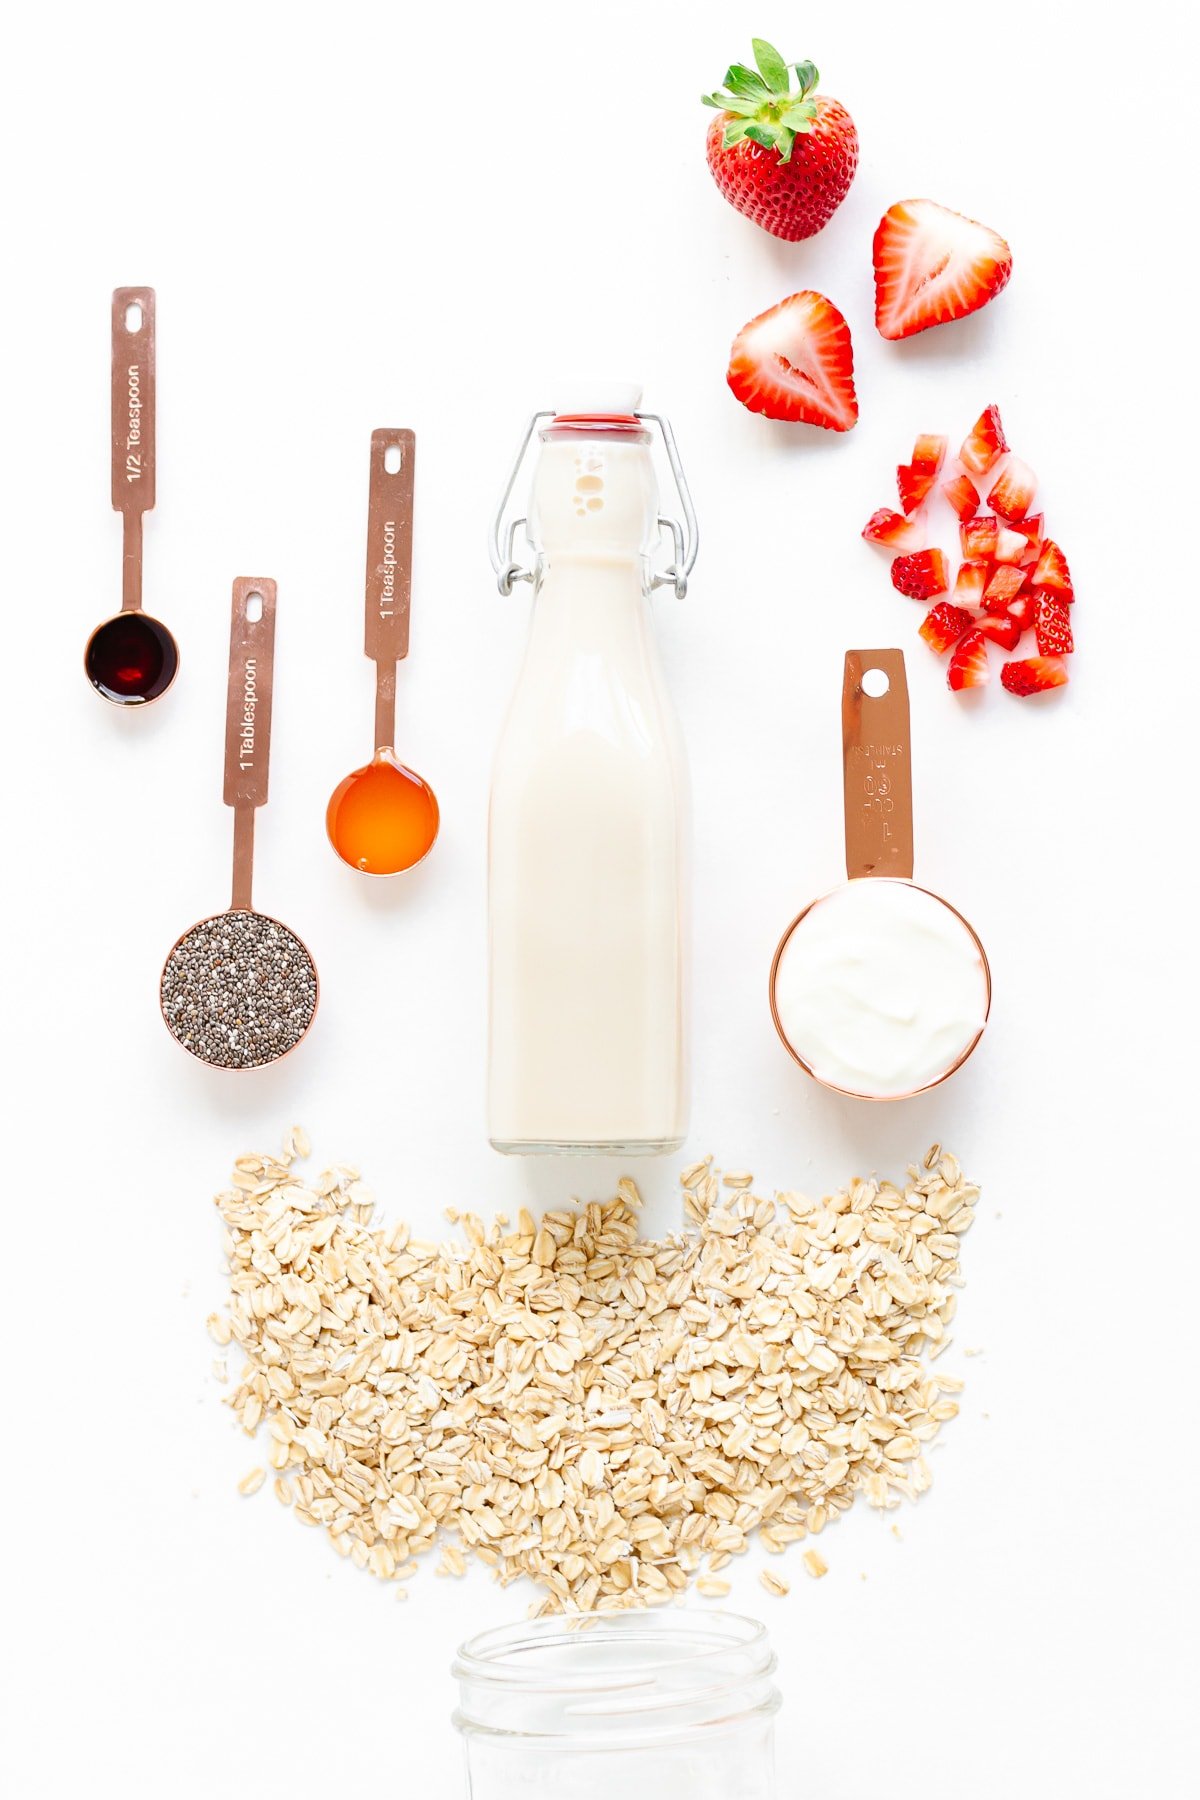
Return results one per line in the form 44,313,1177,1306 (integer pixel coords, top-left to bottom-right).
489,411,699,600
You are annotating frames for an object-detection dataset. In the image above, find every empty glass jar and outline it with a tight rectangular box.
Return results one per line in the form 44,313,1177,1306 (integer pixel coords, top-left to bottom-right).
452,1610,780,1799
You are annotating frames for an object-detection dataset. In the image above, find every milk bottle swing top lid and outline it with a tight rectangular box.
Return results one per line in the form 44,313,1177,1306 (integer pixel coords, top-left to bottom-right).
489,389,699,598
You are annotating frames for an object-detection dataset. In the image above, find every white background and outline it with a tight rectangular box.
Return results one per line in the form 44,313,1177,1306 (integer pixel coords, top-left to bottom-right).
2,1,1196,1794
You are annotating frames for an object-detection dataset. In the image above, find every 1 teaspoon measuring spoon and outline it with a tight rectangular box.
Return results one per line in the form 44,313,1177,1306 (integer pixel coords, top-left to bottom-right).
326,429,440,875
85,288,180,705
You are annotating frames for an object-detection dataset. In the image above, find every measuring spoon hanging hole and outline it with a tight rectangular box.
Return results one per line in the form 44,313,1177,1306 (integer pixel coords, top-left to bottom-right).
85,287,180,706
160,579,318,1069
326,428,440,875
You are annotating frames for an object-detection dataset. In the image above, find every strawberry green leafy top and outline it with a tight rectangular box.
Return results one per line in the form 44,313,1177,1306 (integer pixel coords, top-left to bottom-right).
701,38,822,165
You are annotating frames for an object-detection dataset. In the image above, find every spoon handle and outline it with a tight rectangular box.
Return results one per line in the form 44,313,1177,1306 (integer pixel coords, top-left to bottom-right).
224,578,278,912
111,288,155,613
364,428,416,751
842,649,914,881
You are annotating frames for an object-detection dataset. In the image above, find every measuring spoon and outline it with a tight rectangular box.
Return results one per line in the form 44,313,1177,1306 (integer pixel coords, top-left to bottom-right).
85,288,179,705
160,578,318,1069
769,649,991,1101
326,429,440,874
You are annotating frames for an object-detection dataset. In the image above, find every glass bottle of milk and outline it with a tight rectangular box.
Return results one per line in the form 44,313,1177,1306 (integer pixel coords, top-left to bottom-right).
487,390,695,1154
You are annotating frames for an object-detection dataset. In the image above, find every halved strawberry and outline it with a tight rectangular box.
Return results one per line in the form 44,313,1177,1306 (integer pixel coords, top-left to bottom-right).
1006,591,1035,632
919,600,975,654
983,565,1027,613
942,474,980,521
863,507,924,551
988,456,1037,521
959,405,1008,477
976,612,1022,651
727,290,858,429
1030,538,1073,601
891,549,948,599
953,560,990,610
1001,656,1069,696
960,516,998,559
873,200,1013,340
1034,596,1074,656
948,629,990,690
994,525,1031,565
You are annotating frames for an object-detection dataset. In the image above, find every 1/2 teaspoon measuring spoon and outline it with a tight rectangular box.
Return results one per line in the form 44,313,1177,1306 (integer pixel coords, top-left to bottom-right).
85,288,180,705
326,429,439,874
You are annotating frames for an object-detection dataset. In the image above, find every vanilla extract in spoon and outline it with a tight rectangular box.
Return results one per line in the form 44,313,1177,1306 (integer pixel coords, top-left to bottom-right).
85,288,180,705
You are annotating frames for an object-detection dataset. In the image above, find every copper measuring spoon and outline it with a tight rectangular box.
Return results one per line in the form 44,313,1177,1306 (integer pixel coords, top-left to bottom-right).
160,578,318,1069
326,429,440,875
85,288,179,705
769,649,991,1101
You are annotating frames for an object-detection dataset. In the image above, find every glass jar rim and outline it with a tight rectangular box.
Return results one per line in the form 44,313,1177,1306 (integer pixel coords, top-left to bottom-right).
452,1610,780,1741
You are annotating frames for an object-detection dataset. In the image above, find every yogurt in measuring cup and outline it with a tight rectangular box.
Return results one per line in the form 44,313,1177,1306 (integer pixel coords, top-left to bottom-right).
771,878,990,1100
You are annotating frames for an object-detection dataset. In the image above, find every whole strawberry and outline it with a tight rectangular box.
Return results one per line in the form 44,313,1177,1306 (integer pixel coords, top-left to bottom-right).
702,40,858,241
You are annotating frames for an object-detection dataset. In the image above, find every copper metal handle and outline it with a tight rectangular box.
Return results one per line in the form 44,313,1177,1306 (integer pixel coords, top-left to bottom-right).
223,578,278,911
842,649,914,881
364,428,415,753
111,287,156,614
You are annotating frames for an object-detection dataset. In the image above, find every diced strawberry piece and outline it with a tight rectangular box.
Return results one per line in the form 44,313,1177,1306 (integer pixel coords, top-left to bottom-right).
953,560,989,610
942,474,980,520
891,549,948,599
1006,591,1036,631
863,507,924,551
1034,596,1074,656
982,565,1027,613
960,516,998,558
873,202,1013,340
948,629,990,690
896,464,936,514
1010,513,1043,554
993,525,1030,565
912,433,948,472
976,612,1023,651
897,435,947,512
1001,656,1069,696
959,405,1008,477
727,290,858,430
1030,538,1073,601
988,456,1037,521
919,601,976,655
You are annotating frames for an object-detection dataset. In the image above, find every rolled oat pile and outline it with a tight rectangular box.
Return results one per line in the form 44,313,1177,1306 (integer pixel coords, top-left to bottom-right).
211,1137,974,1612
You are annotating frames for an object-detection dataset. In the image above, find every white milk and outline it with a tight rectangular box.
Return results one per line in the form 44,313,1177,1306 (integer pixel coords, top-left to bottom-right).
773,878,989,1099
488,409,690,1153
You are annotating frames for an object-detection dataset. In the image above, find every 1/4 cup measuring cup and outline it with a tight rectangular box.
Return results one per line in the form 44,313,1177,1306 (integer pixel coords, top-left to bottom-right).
769,650,991,1100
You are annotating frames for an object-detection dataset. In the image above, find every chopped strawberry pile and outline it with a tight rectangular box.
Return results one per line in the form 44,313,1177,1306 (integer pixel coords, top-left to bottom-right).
861,404,1074,699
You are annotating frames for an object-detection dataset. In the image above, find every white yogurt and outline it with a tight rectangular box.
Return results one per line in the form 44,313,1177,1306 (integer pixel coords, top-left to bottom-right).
772,878,989,1099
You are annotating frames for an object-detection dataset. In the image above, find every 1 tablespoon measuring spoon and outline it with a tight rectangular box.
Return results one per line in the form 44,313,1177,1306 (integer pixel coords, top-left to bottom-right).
85,288,180,705
769,649,991,1100
160,579,318,1068
326,429,439,874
